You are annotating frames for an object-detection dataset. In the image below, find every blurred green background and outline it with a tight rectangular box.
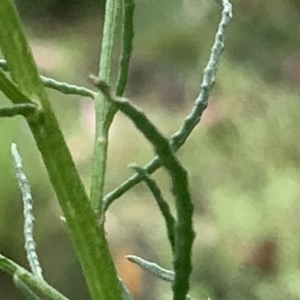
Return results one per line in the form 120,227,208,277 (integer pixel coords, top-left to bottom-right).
1,0,300,299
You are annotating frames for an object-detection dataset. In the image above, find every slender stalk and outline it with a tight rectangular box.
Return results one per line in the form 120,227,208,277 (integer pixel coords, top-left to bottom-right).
94,81,194,300
130,163,176,252
127,255,175,282
27,93,122,300
0,60,96,99
38,76,96,99
0,104,37,118
126,256,191,300
90,0,121,214
0,1,122,299
103,0,233,211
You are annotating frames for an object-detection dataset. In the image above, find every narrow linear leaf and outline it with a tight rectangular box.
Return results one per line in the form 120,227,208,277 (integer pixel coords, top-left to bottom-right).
129,163,176,252
116,0,135,96
26,109,123,300
90,0,121,214
11,143,43,279
0,104,37,118
171,0,233,149
94,81,194,300
0,1,123,299
126,256,192,300
39,76,97,99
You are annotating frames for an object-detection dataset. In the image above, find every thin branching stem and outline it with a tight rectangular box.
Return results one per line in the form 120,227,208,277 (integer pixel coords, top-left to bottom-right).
0,1,123,298
170,0,233,149
0,59,96,99
94,81,194,300
130,163,176,252
90,0,135,216
90,0,121,214
103,0,233,211
39,76,97,99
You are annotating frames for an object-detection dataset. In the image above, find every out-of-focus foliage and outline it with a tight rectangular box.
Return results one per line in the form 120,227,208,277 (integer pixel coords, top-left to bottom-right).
1,0,300,299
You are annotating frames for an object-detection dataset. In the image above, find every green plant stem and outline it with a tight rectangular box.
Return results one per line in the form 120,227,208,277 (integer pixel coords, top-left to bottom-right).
130,163,176,253
28,107,123,300
116,0,135,97
0,1,122,299
0,104,37,118
0,59,96,99
39,75,97,98
103,0,233,211
127,255,175,282
95,82,194,300
119,277,134,300
90,0,121,215
126,256,191,300
0,254,69,300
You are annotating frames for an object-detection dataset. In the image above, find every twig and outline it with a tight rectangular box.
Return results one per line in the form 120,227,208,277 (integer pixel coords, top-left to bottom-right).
0,0,123,298
94,80,194,300
0,104,37,118
127,255,174,282
39,76,97,99
0,59,96,99
116,0,135,97
89,0,122,214
103,0,233,211
170,0,233,150
129,163,176,252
